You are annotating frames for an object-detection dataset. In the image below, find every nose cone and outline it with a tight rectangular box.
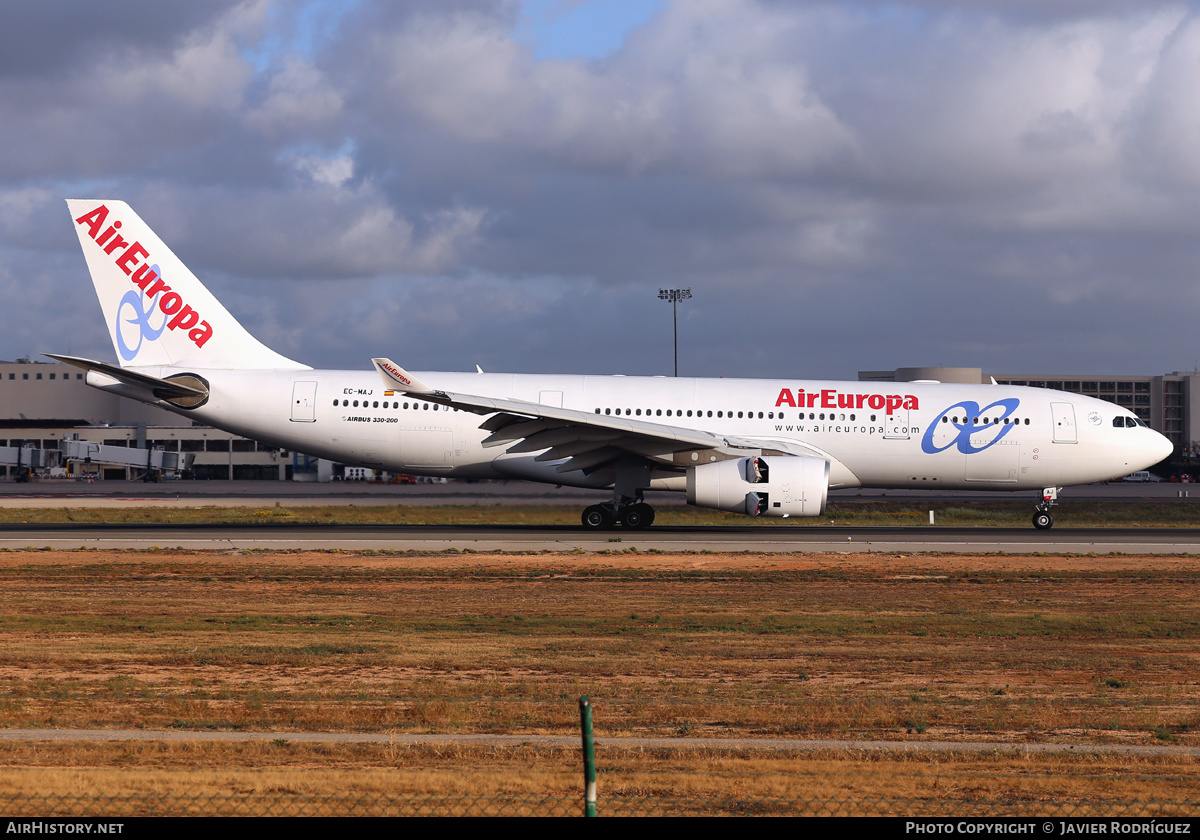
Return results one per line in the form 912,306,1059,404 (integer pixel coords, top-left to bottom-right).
1146,428,1174,467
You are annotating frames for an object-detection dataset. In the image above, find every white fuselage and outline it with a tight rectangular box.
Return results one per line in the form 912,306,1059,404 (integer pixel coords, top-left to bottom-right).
119,368,1172,493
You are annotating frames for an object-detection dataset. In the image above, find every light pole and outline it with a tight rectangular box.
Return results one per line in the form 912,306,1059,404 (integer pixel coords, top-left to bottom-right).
657,288,691,377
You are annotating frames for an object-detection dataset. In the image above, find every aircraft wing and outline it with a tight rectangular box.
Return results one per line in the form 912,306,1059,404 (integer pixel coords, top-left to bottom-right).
371,358,831,474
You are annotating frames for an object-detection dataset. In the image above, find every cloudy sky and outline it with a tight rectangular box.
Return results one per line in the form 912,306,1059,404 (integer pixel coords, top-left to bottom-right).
4,0,1200,380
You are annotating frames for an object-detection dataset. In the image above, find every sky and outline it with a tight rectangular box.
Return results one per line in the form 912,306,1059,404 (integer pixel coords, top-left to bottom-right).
3,0,1200,380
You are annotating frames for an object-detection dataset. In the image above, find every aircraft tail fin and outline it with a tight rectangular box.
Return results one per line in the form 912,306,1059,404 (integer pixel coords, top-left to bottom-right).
66,199,309,371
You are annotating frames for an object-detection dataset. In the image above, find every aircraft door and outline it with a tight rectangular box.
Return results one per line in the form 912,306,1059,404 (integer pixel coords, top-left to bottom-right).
884,408,910,440
1051,402,1077,443
290,381,317,422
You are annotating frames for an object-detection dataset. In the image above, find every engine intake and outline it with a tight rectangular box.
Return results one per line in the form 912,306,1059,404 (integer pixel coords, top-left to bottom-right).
686,455,829,518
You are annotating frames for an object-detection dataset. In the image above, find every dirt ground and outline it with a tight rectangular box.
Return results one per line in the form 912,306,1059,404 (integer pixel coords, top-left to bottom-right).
9,546,1196,571
1,547,1198,814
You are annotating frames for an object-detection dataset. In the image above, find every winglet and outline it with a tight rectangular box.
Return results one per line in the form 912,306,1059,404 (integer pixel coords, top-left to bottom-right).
372,358,434,394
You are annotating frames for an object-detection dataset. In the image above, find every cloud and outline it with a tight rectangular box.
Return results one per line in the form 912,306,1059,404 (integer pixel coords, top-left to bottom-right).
4,0,1200,380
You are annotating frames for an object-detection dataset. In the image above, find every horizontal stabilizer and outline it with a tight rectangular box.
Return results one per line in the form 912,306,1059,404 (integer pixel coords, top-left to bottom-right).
45,354,207,400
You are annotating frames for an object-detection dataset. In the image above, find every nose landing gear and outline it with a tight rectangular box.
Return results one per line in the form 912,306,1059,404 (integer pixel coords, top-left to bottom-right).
1032,487,1059,530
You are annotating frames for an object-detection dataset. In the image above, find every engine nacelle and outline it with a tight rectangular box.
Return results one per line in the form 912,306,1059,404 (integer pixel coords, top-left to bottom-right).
686,455,829,518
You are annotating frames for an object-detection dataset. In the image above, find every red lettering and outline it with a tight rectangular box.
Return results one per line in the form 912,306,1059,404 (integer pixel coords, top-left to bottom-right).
868,394,884,410
856,394,867,408
189,321,213,348
167,305,199,332
131,264,159,290
903,396,919,410
807,392,818,408
96,221,122,247
102,234,129,255
775,388,796,407
145,278,170,297
159,292,183,315
114,242,148,275
838,393,853,408
821,389,836,408
74,206,108,238
886,395,903,413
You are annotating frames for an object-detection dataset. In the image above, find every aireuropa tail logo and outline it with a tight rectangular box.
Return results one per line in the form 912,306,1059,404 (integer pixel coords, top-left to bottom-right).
74,205,213,359
116,281,166,362
921,398,1020,455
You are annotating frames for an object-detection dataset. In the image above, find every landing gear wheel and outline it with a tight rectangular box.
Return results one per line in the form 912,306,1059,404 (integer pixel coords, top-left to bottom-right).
1032,511,1054,530
582,505,614,530
622,503,655,529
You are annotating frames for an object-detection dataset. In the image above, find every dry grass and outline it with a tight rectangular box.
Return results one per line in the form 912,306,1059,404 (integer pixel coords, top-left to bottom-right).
1,548,1199,813
2,498,1199,526
0,743,1195,816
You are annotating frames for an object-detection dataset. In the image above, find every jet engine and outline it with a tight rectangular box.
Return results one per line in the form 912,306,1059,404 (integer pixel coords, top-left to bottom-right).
686,455,829,518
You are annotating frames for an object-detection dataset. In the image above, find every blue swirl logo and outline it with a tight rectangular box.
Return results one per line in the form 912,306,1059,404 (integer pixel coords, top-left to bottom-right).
921,398,1020,455
114,267,167,362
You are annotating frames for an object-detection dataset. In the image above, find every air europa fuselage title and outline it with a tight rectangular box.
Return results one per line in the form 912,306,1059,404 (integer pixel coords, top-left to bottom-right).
775,388,918,412
74,205,213,350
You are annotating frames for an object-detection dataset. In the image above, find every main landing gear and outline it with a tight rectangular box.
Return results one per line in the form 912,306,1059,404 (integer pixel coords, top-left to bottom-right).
581,496,656,530
1032,486,1060,530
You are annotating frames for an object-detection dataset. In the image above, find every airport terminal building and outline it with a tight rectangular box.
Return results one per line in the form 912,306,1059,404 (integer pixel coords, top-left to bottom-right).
2,358,1196,480
0,358,309,480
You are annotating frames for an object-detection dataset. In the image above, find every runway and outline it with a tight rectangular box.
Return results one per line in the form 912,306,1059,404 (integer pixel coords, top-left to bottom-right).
2,479,1198,552
3,522,1200,553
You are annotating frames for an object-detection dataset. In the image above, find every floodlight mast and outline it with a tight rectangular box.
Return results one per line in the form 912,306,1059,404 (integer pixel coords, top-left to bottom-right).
657,288,691,377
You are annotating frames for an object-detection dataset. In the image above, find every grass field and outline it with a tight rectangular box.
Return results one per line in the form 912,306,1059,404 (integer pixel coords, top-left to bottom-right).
0,546,1198,814
1,498,1199,527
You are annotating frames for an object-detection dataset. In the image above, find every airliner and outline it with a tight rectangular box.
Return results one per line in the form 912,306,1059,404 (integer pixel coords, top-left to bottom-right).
55,200,1172,530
